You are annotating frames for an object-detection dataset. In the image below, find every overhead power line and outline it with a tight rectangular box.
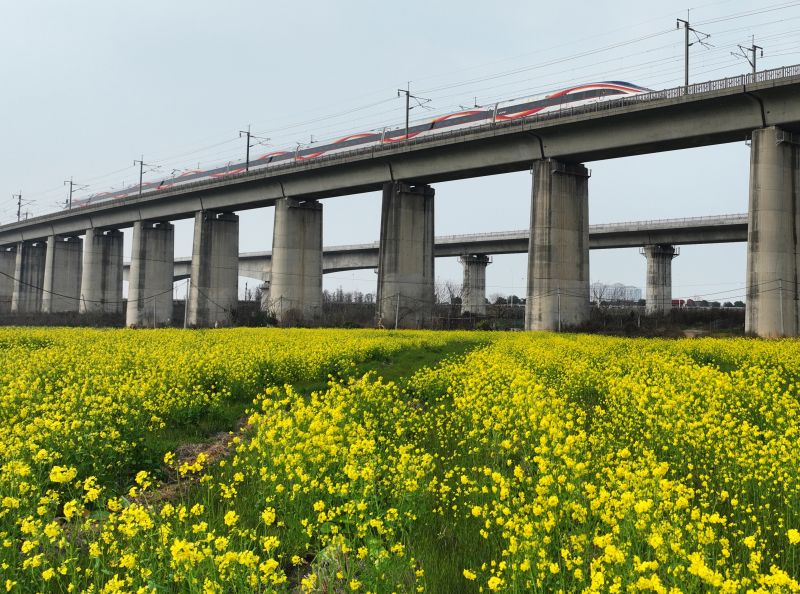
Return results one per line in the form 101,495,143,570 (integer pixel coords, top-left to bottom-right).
12,192,22,222
64,177,88,210
696,0,800,25
239,125,270,172
10,1,800,209
417,28,676,96
732,36,764,73
133,156,160,199
397,84,432,140
677,13,713,89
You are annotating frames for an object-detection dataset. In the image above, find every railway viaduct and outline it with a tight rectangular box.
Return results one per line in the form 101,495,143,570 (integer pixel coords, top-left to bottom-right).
120,213,747,317
1,65,799,335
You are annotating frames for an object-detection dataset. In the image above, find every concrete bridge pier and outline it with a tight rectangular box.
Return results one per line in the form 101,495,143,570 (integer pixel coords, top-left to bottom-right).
269,198,322,325
641,244,678,315
80,229,123,314
127,221,175,327
0,247,16,312
460,254,490,315
11,241,47,313
187,211,239,327
746,126,800,337
376,182,435,329
42,235,82,313
525,159,590,331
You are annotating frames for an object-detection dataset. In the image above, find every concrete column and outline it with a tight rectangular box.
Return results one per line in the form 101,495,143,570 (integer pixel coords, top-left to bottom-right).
525,159,590,331
269,198,322,325
126,221,175,327
80,228,123,314
42,235,83,313
11,241,47,313
746,126,800,337
460,254,490,315
376,182,435,329
187,211,238,327
641,244,678,315
0,247,16,312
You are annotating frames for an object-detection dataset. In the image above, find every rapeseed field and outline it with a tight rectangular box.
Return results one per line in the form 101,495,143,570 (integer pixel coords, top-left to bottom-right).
1,329,799,593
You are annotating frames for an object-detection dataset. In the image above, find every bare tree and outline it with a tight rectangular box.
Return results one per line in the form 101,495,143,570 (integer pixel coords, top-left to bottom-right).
434,281,448,305
590,282,607,305
444,280,462,305
433,280,462,305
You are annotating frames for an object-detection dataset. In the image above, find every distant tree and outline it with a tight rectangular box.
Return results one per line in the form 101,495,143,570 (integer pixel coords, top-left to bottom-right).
723,301,733,308
733,300,745,308
591,283,608,305
444,280,462,305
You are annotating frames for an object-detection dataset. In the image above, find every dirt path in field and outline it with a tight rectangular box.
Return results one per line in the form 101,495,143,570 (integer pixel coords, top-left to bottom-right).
140,339,485,506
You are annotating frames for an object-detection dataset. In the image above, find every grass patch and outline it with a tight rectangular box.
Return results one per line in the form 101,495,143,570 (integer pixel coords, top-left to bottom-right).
293,338,482,397
144,400,252,461
408,503,493,594
145,337,484,473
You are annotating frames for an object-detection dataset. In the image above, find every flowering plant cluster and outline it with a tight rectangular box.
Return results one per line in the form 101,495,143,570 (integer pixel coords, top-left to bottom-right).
1,330,799,593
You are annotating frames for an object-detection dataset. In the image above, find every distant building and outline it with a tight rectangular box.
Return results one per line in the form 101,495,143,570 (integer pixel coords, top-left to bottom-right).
590,282,642,303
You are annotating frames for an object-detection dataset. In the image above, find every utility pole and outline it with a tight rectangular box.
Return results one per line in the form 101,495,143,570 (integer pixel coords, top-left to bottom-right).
677,13,711,91
399,84,410,140
732,36,763,75
12,192,22,221
557,287,562,333
65,178,73,209
63,178,88,209
397,83,432,141
183,278,190,329
239,125,270,172
133,156,156,198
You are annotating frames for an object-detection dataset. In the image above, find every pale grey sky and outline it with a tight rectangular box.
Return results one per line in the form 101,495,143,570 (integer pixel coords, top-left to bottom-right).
2,0,798,302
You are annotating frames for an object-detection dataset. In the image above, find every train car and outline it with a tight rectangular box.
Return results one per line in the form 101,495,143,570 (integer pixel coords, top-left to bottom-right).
66,81,650,208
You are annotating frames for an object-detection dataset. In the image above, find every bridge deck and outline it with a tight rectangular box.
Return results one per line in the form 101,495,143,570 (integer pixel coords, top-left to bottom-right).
121,213,748,281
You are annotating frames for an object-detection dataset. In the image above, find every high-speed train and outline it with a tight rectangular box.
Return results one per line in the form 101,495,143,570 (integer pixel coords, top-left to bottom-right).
71,81,650,207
